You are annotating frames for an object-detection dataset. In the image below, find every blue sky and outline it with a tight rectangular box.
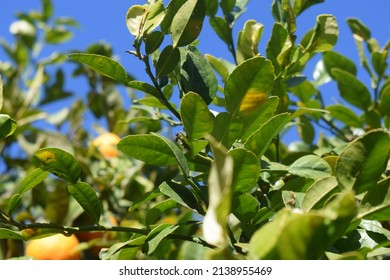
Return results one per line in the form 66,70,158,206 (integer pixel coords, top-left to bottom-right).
1,0,390,143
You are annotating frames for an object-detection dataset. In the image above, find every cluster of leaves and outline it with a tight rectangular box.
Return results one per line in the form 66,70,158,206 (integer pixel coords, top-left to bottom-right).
1,0,389,260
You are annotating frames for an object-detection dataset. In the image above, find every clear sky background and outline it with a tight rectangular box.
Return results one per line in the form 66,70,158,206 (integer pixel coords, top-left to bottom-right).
1,0,390,143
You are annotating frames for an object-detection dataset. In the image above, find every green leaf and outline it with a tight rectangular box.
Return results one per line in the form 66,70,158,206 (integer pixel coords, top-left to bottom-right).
239,96,279,141
0,114,17,140
126,5,147,37
127,81,160,99
211,112,243,149
180,45,218,104
228,148,260,194
326,104,363,128
209,16,232,45
249,192,357,259
180,92,213,141
42,0,53,21
0,74,3,110
206,0,218,17
145,31,164,55
302,176,340,211
331,68,372,111
0,228,24,240
293,0,324,16
305,14,338,54
346,18,371,41
7,168,50,213
245,113,290,158
156,45,180,78
128,189,161,212
323,50,357,78
297,115,315,144
372,51,388,77
143,0,165,35
225,56,275,117
145,199,177,226
117,134,177,166
145,224,179,254
236,20,264,64
152,133,190,177
171,0,206,47
68,182,102,224
204,54,233,81
34,147,81,184
203,138,233,246
232,193,259,231
68,53,130,84
45,27,72,44
159,181,203,214
358,178,390,220
336,129,390,194
289,155,332,180
266,23,292,73
380,79,390,117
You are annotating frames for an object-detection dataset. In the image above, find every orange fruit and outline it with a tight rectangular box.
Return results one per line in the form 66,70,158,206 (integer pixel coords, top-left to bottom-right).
92,132,121,158
25,234,81,260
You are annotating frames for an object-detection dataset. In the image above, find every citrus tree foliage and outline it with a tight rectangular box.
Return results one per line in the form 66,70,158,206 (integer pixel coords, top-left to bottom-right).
1,0,389,260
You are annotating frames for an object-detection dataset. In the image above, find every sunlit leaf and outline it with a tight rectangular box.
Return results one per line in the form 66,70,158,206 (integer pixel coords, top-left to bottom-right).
336,129,390,194
289,155,332,180
117,134,177,166
203,138,233,246
0,228,25,240
302,176,340,211
171,0,206,47
126,5,147,37
127,80,160,99
68,182,102,224
293,0,324,16
236,20,263,64
145,224,179,254
305,14,338,53
326,104,363,128
245,113,290,158
34,147,81,184
68,53,130,84
211,112,242,149
228,148,260,194
225,56,275,117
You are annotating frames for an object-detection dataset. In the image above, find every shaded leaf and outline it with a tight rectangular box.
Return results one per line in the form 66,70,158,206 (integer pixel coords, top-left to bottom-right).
209,16,232,45
326,104,363,128
323,50,357,78
45,27,72,44
34,147,81,184
68,53,130,84
68,182,102,224
128,189,161,212
0,114,17,140
336,129,390,194
160,181,203,214
128,80,160,99
0,228,25,240
293,0,324,16
331,68,372,111
380,79,390,117
180,91,213,141
358,178,390,221
211,112,242,149
180,45,218,104
347,18,371,41
145,199,177,226
156,45,180,78
145,31,164,54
